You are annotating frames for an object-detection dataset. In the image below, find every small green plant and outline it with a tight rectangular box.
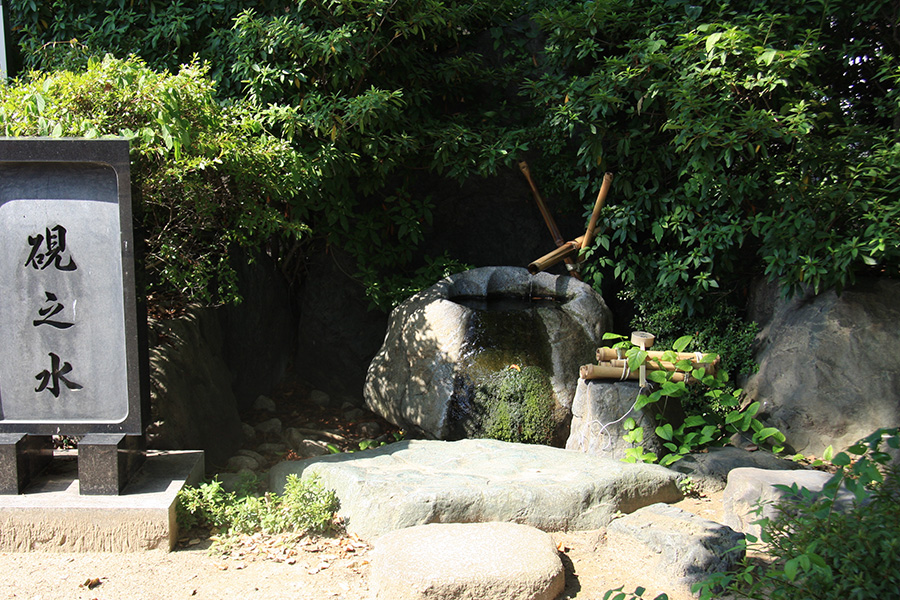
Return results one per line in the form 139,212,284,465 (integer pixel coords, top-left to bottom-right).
473,365,555,445
677,476,701,498
176,473,339,548
325,431,405,454
604,332,785,466
603,586,668,600
694,428,900,600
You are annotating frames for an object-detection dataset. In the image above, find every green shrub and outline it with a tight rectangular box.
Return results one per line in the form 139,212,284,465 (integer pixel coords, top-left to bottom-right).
0,55,306,305
529,0,900,313
603,429,900,600
626,285,759,380
605,333,784,466
696,428,900,600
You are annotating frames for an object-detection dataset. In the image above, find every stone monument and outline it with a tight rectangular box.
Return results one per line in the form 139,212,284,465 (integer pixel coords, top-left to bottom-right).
0,138,148,495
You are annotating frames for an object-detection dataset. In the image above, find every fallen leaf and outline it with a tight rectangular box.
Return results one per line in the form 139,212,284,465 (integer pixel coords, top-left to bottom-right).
81,577,102,590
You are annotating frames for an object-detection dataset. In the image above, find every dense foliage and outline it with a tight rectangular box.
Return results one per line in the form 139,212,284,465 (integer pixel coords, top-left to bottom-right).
603,428,900,600
604,333,784,466
7,0,900,313
527,0,900,312
696,428,900,600
0,55,305,304
10,0,527,309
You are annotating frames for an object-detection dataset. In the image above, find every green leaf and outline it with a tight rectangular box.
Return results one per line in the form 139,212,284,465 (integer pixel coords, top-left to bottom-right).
656,423,674,441
705,32,723,53
831,452,851,467
634,395,655,411
784,557,799,581
754,427,781,441
758,48,777,66
847,443,867,455
673,335,692,353
683,415,707,428
648,370,669,384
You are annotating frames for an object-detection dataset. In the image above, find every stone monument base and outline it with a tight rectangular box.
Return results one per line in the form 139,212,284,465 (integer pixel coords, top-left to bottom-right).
0,449,203,552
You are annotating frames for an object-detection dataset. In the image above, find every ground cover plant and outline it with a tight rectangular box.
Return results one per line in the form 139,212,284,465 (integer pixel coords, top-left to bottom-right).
601,332,784,466
177,473,340,552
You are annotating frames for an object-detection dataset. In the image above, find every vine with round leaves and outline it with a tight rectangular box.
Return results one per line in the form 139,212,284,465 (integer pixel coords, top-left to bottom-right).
602,332,785,466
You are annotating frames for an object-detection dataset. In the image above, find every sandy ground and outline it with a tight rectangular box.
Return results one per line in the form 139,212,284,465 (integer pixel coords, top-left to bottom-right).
0,492,724,600
0,377,731,600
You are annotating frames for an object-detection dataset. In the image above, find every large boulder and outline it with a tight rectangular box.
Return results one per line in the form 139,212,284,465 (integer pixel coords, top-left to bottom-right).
268,439,683,540
743,277,900,455
364,267,612,443
668,446,803,495
722,467,855,538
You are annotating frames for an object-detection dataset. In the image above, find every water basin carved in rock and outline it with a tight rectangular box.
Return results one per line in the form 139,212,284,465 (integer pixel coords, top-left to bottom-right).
364,266,612,445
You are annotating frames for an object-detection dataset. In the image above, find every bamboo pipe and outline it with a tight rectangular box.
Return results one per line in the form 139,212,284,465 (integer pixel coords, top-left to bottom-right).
519,161,581,279
527,236,584,275
581,172,613,252
519,161,566,248
596,347,720,367
580,363,688,383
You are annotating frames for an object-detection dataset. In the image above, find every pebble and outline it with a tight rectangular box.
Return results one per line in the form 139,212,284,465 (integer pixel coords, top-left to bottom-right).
255,417,283,436
310,390,331,407
254,395,277,412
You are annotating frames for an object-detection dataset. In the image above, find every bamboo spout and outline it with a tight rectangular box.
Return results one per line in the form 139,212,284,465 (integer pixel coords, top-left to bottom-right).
528,236,585,275
580,363,689,383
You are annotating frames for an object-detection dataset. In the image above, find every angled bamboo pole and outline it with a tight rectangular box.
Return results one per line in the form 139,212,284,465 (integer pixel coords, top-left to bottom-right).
518,161,581,279
581,172,614,252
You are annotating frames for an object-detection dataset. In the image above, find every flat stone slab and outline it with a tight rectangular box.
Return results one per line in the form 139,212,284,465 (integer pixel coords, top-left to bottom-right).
268,439,683,540
0,450,204,551
607,503,744,592
371,522,564,600
669,446,804,494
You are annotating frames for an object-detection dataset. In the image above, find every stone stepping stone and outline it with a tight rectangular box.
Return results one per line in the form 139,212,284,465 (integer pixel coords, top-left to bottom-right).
669,446,804,494
723,467,855,538
606,503,744,593
370,522,564,600
268,438,682,540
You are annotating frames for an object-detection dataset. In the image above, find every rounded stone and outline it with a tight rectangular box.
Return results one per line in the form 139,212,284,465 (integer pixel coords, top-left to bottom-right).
370,522,564,600
364,266,611,443
309,390,331,407
253,395,277,412
226,454,259,472
255,417,282,436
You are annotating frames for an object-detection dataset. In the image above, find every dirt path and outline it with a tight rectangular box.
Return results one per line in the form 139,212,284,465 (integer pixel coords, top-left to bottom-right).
0,378,729,600
0,492,724,600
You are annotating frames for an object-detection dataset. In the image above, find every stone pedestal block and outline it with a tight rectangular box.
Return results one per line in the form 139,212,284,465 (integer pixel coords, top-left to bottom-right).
78,434,146,495
0,434,53,494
